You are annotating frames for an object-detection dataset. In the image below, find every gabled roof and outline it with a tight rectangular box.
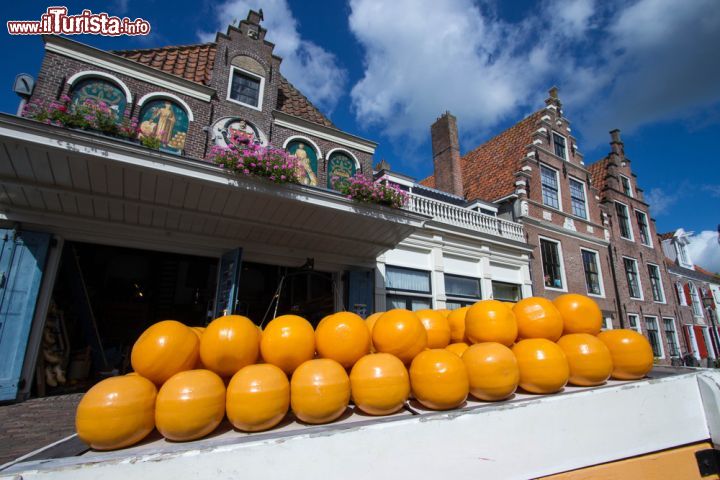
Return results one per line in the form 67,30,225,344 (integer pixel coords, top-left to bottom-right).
658,231,676,241
420,111,542,202
695,265,720,279
114,43,216,86
588,157,610,192
113,43,334,127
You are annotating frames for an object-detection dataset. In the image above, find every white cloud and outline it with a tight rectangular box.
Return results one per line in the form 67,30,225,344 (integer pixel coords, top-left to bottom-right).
198,0,346,113
644,187,681,216
688,230,720,273
346,0,720,154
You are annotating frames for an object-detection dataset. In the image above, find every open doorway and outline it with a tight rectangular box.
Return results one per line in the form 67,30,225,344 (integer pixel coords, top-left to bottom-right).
36,241,217,397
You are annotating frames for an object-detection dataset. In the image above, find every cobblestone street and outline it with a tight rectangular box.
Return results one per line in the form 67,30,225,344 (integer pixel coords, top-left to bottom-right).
0,394,82,466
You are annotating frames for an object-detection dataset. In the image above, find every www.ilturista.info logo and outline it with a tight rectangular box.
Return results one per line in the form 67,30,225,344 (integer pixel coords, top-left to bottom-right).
7,7,151,36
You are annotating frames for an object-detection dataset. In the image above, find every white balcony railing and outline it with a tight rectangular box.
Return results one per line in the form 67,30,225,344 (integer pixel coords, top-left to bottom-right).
406,193,525,242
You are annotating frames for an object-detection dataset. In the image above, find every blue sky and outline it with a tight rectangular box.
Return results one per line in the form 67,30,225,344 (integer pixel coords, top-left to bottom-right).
2,0,719,269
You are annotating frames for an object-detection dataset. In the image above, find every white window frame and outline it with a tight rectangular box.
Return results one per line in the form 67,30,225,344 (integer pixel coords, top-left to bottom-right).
552,132,569,161
622,256,644,300
619,174,633,197
662,317,681,358
646,262,666,304
644,316,665,359
443,273,482,308
603,317,614,330
635,210,652,247
580,247,605,298
226,65,265,111
384,265,434,311
540,164,562,211
568,176,589,220
538,235,567,292
690,283,703,317
627,313,642,333
676,243,692,268
676,282,688,306
615,201,634,241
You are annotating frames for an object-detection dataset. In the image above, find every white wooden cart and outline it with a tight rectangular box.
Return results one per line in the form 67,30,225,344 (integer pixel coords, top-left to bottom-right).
2,367,719,480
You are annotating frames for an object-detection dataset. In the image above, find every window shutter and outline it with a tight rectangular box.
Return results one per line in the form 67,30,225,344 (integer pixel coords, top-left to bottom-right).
684,283,692,306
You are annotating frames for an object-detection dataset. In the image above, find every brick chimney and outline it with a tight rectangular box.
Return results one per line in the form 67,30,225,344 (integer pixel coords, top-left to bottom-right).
431,112,464,197
609,129,624,157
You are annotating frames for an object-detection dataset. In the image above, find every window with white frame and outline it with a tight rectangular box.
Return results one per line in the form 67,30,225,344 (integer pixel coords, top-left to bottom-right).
553,133,568,160
615,202,633,240
385,266,432,311
677,243,692,267
444,274,481,309
228,67,264,109
628,313,642,333
645,316,664,358
540,238,565,289
675,282,688,306
580,249,603,296
603,317,614,330
647,264,665,303
690,283,703,317
623,257,642,299
492,281,522,302
569,178,588,219
663,318,680,357
635,211,651,246
620,175,633,197
540,165,560,210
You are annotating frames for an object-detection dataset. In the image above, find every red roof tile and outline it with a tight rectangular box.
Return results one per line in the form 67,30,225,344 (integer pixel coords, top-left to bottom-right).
114,43,217,86
587,157,610,192
421,111,542,202
658,231,676,241
695,265,720,278
114,43,334,127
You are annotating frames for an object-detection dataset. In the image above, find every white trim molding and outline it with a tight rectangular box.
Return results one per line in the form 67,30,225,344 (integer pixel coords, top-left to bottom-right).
326,148,361,170
137,92,195,122
66,70,133,103
274,111,377,154
282,135,324,160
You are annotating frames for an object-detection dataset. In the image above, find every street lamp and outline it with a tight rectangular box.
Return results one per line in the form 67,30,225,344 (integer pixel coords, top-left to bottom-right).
703,296,719,367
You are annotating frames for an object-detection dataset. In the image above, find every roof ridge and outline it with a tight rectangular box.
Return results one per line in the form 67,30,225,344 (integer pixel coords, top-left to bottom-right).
112,42,216,55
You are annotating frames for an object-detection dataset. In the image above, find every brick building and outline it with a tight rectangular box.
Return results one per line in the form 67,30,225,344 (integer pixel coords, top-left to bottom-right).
422,88,618,328
660,229,720,365
587,132,681,364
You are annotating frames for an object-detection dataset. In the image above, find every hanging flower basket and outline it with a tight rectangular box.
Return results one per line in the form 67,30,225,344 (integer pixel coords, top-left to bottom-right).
336,173,409,208
209,143,301,184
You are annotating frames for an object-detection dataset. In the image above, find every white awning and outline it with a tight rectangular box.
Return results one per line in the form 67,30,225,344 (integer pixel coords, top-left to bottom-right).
0,115,426,268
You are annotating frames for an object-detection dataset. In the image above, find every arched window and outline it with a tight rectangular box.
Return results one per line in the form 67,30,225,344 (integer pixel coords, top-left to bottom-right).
138,99,189,153
690,283,703,317
69,77,127,119
286,139,318,186
327,150,357,189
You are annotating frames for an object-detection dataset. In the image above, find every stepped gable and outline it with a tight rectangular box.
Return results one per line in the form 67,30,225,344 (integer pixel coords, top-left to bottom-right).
115,44,334,128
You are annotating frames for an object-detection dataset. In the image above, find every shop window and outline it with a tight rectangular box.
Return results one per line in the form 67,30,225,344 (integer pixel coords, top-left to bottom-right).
581,249,602,296
327,151,357,190
615,202,633,240
623,257,642,299
635,211,651,246
286,139,319,187
541,165,560,210
645,316,664,358
647,264,665,303
569,178,588,219
138,99,189,153
444,274,481,308
540,238,564,289
385,265,432,311
492,281,521,302
70,77,127,119
663,318,680,357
